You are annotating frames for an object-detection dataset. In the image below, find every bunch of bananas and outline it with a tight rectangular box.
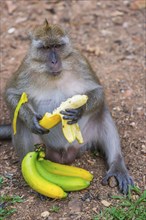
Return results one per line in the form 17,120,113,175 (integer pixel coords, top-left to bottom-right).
21,150,93,199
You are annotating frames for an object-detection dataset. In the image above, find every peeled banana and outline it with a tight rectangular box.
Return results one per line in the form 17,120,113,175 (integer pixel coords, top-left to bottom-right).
21,151,67,199
36,160,90,191
41,159,93,182
53,95,88,114
39,113,61,130
39,95,88,143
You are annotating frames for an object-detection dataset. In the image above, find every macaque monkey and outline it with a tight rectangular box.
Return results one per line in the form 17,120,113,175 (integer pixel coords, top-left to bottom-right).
2,20,133,194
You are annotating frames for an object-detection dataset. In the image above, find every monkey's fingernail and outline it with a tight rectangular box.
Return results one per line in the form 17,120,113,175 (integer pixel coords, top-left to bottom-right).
60,110,66,114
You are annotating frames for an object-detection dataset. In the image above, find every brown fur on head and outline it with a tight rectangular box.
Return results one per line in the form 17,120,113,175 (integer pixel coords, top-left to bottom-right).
31,19,66,44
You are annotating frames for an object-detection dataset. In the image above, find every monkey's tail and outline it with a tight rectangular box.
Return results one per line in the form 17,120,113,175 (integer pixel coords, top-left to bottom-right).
0,124,12,140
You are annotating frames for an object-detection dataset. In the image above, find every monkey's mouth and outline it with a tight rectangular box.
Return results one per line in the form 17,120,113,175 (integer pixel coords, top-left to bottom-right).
51,70,62,77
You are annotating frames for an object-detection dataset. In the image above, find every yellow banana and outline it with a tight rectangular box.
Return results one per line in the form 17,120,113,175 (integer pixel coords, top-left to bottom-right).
41,159,93,182
53,95,88,114
21,152,67,199
39,113,61,130
36,160,90,191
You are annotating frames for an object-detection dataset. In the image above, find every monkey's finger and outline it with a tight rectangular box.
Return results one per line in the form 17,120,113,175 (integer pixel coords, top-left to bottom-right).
129,177,134,187
35,113,44,120
101,174,110,185
66,108,84,116
64,109,80,114
60,108,83,117
32,126,49,135
32,117,49,134
118,175,134,194
67,119,78,125
63,115,78,121
60,110,75,116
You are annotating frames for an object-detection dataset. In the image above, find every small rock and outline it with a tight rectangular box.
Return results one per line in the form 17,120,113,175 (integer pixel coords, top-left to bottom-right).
123,0,130,6
86,45,95,53
101,200,111,207
113,106,121,111
123,89,133,98
132,195,139,200
86,45,101,56
68,196,83,213
15,17,28,24
41,211,50,218
130,122,136,128
123,22,129,28
111,11,124,16
95,47,101,56
141,145,146,154
109,177,118,188
112,16,123,25
8,28,16,34
100,29,112,36
136,107,144,116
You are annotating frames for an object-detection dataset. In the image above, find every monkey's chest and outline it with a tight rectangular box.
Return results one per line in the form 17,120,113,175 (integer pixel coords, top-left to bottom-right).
31,79,87,114
33,94,66,115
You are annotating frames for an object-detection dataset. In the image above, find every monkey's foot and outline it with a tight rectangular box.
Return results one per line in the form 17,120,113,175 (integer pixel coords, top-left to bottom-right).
102,167,134,194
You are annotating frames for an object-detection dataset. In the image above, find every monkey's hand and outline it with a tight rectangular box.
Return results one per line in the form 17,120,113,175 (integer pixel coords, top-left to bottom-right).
19,104,49,134
27,113,49,135
60,106,85,125
102,163,134,194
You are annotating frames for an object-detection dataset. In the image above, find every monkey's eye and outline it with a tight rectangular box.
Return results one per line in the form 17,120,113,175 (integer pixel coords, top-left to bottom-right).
43,45,52,49
54,44,64,49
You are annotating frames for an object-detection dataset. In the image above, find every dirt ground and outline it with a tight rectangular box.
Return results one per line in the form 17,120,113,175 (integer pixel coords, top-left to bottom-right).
0,0,145,219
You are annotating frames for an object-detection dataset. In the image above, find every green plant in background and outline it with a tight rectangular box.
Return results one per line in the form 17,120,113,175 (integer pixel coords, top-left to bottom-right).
0,176,24,220
0,176,3,188
50,205,60,213
93,186,146,220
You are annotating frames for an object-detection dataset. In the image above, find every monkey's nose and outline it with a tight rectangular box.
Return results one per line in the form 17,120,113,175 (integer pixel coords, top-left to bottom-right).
50,51,58,64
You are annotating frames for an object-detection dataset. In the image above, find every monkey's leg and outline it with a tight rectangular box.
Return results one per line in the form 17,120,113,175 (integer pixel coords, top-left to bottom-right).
98,108,134,194
46,146,79,164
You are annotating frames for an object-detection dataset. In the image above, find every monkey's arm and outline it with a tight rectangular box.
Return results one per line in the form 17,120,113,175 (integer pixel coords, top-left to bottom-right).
5,88,49,134
61,86,104,124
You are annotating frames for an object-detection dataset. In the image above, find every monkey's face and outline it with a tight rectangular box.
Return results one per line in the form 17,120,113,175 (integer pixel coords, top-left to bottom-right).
29,23,72,77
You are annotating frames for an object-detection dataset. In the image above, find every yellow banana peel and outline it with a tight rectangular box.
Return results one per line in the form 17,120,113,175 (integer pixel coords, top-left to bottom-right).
53,95,88,114
40,95,88,143
13,92,28,135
